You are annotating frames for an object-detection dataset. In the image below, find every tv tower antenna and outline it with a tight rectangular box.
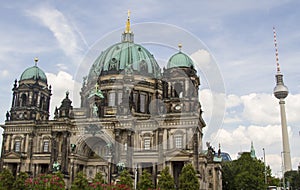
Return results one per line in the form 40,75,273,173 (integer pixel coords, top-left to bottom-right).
273,27,292,173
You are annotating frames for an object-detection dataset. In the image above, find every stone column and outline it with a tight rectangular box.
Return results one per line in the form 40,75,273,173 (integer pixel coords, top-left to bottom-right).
158,128,164,171
61,131,69,174
162,129,167,150
0,134,7,169
114,129,121,170
193,131,199,171
127,130,133,172
28,132,34,174
8,134,12,152
5,134,9,152
24,134,29,153
152,163,157,188
50,132,58,171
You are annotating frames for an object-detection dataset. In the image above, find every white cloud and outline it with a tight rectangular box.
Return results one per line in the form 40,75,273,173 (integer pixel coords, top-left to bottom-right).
191,49,212,70
226,94,242,108
199,89,226,136
210,124,297,176
46,71,81,118
26,5,86,64
241,93,280,125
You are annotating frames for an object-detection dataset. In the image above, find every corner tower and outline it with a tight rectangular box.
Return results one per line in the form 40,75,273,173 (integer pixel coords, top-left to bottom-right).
272,27,292,172
9,58,52,121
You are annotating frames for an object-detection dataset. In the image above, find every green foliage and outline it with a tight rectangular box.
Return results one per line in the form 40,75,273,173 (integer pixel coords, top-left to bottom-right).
93,172,105,184
25,172,65,190
137,170,154,190
13,172,30,190
0,169,14,190
157,166,175,190
71,171,89,190
118,169,133,189
179,163,199,190
222,153,278,190
284,170,300,189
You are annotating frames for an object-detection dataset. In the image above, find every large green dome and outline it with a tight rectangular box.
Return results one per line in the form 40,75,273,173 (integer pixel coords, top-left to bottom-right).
88,41,161,80
20,65,47,83
167,52,194,69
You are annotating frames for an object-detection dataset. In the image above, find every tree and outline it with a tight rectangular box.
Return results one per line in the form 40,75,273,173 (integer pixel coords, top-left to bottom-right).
157,166,175,190
0,169,14,190
179,163,199,190
137,170,154,190
284,170,300,189
13,172,30,190
93,172,105,184
71,171,89,190
222,152,278,190
118,169,133,189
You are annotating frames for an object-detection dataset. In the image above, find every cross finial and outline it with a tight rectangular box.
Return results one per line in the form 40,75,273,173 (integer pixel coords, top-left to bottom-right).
127,10,131,18
34,57,39,66
178,43,182,52
125,10,131,33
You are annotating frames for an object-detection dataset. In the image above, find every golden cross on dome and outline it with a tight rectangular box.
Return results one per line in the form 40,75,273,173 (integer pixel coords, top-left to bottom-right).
125,10,131,33
127,10,131,18
178,43,182,51
34,57,39,66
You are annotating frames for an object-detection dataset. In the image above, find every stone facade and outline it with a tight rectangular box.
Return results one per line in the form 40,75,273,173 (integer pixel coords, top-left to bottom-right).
0,19,222,189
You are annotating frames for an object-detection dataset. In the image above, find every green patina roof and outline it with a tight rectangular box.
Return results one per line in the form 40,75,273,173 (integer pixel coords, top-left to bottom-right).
87,41,161,80
167,51,194,69
20,66,47,83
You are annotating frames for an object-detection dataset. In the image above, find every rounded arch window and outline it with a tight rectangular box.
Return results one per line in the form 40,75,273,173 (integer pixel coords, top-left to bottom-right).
21,94,27,107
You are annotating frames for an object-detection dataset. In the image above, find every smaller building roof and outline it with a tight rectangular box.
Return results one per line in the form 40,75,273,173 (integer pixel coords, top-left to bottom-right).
167,51,194,69
20,65,47,83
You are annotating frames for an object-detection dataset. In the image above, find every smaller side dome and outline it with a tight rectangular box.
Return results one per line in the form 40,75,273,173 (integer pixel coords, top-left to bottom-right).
20,65,47,83
167,52,194,69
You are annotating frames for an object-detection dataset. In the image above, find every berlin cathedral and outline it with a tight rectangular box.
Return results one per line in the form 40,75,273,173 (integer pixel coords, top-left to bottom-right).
0,14,222,189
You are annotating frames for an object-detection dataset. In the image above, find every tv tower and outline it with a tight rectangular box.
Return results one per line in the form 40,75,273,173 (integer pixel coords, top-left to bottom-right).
273,27,292,172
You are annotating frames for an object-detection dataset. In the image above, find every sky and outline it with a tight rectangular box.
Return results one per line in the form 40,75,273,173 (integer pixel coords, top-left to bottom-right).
0,0,300,177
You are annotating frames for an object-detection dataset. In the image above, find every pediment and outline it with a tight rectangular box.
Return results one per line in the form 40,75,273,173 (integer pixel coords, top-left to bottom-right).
4,151,21,159
164,148,192,156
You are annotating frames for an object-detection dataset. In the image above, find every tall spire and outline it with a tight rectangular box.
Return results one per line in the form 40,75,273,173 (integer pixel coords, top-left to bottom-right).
272,27,292,173
273,27,281,74
122,10,134,42
250,141,256,159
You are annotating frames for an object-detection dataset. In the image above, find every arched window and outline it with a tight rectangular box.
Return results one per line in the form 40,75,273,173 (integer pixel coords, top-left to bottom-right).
108,92,116,106
21,94,27,107
173,130,184,149
40,96,45,109
143,133,152,150
140,93,147,113
174,83,183,98
14,141,21,152
43,141,49,152
144,138,151,150
174,135,183,149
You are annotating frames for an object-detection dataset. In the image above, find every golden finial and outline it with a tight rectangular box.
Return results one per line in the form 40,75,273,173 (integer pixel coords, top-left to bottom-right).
34,57,39,66
125,10,131,33
95,83,99,91
178,43,182,51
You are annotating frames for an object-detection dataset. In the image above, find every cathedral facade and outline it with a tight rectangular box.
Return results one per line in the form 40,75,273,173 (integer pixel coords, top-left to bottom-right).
0,15,222,189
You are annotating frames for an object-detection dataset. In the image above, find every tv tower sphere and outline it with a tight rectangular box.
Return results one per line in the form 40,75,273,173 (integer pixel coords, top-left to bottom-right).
273,74,288,99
